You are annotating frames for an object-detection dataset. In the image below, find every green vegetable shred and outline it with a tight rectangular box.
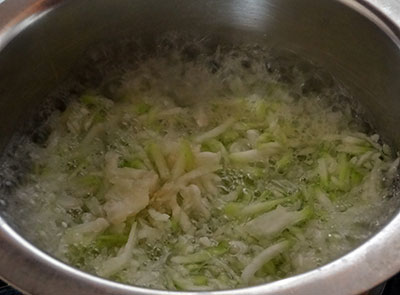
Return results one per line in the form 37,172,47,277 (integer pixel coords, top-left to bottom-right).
6,39,399,290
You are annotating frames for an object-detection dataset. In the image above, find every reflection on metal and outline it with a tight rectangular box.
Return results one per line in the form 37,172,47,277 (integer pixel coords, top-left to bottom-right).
0,10,49,51
229,0,269,29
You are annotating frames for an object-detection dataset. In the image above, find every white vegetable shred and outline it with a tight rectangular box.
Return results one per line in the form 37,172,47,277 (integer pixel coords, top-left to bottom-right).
4,39,399,290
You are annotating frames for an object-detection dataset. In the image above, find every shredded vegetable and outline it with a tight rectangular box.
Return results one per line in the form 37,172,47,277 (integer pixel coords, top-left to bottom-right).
5,40,399,291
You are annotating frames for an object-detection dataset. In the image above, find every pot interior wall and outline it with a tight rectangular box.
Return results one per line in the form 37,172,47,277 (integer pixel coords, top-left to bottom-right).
1,0,400,153
0,0,400,243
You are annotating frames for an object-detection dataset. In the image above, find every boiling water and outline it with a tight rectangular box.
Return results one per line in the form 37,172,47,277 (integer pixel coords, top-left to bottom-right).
0,35,399,290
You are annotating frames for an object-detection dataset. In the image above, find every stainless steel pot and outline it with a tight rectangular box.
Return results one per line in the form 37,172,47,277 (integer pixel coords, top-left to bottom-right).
0,0,400,294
